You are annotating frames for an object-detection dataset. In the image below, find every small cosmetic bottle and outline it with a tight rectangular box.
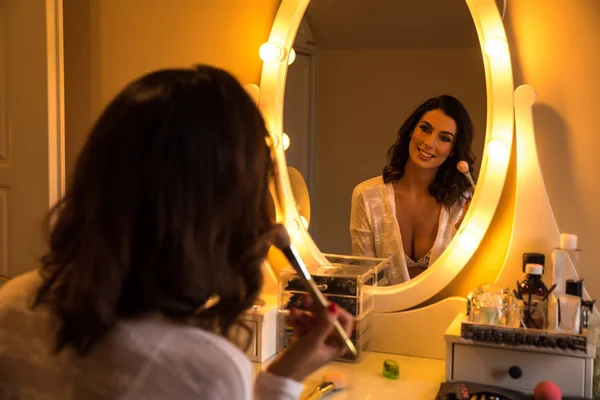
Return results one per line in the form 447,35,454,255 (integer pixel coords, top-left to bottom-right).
558,279,582,334
548,233,579,331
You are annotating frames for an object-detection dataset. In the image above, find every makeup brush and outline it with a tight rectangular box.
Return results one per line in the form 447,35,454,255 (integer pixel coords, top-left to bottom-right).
457,160,476,188
271,225,358,358
305,371,348,400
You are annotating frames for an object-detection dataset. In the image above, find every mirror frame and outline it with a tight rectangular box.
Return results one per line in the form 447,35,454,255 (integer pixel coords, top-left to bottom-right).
257,0,514,312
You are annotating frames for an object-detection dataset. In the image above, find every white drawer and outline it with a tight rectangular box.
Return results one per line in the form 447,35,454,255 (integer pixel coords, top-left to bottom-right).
452,344,586,397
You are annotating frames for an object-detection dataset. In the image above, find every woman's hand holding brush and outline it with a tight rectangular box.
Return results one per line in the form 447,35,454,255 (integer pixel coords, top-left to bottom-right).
266,293,354,383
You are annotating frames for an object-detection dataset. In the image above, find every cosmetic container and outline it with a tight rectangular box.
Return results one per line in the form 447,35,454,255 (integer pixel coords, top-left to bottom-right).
276,254,387,363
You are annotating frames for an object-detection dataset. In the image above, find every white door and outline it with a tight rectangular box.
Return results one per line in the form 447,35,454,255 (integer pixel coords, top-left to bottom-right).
0,0,64,282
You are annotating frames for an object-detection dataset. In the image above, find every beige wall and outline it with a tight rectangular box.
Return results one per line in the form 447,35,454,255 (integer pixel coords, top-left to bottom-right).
63,0,280,176
312,49,486,254
504,0,600,299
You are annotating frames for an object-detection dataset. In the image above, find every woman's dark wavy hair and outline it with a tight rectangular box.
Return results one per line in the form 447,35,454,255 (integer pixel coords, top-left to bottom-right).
382,95,476,208
35,65,274,355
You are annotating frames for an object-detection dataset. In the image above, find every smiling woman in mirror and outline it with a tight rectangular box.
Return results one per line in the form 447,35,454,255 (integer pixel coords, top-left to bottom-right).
350,95,476,284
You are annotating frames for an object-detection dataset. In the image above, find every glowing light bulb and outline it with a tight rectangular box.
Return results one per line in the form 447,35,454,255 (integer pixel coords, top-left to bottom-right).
259,42,285,63
288,48,296,65
284,218,300,235
484,37,509,59
486,138,510,161
300,215,309,229
458,229,481,252
282,133,290,150
266,134,279,149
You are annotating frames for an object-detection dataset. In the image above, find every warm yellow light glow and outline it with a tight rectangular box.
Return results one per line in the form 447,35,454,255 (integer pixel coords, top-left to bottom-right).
282,133,290,150
288,48,296,65
266,134,279,150
259,42,285,63
458,229,481,252
265,247,290,283
487,138,510,161
244,84,260,104
300,215,309,229
484,37,509,59
284,218,300,235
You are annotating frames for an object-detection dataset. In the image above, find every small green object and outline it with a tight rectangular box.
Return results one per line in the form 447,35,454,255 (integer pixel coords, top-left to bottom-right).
383,359,399,379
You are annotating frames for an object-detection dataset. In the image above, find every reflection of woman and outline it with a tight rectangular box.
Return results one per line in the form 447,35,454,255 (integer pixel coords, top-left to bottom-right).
0,66,353,398
350,95,475,284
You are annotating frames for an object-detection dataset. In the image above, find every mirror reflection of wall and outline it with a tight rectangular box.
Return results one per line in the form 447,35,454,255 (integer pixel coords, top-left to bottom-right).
284,0,486,275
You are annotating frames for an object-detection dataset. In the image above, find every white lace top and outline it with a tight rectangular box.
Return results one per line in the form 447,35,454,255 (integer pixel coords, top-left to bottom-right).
0,271,304,400
350,176,468,285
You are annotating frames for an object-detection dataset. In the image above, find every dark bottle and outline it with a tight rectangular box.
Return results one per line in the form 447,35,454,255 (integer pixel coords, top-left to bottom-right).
519,263,549,329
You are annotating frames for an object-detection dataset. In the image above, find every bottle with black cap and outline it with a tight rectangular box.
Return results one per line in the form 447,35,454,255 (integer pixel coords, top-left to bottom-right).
557,279,582,333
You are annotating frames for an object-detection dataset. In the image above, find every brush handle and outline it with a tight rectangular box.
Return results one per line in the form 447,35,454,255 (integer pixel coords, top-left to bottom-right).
462,171,476,188
305,382,335,400
280,245,358,358
304,279,358,358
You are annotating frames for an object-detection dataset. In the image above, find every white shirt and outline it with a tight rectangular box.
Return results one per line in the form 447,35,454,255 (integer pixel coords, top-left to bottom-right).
350,176,467,285
0,271,304,400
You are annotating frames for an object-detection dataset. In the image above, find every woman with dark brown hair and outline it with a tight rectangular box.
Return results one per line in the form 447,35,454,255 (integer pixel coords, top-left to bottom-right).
351,95,476,284
0,65,353,399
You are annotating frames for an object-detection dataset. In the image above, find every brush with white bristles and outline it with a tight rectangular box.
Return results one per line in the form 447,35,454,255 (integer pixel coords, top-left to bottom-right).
305,371,348,400
456,160,476,188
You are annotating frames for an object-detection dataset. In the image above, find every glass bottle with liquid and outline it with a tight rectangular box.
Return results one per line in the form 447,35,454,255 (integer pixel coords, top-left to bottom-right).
519,263,549,329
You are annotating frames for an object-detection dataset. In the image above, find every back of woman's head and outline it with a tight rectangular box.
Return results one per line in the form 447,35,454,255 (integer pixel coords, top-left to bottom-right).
37,65,273,354
383,95,476,207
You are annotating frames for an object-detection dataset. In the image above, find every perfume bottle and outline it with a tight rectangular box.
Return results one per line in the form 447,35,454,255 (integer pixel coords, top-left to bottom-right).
548,233,579,331
558,279,583,334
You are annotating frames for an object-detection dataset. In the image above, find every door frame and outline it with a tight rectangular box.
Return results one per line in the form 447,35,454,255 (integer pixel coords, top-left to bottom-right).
0,0,64,284
46,0,66,208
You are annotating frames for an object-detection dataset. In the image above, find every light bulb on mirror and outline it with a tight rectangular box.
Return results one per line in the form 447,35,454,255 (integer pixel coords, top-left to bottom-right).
259,42,285,63
283,218,300,235
282,133,290,150
300,215,309,229
484,37,509,60
486,137,510,161
288,48,296,65
266,134,279,150
458,229,481,252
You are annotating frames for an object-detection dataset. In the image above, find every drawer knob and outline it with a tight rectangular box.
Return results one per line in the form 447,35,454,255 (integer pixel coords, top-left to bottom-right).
508,366,522,379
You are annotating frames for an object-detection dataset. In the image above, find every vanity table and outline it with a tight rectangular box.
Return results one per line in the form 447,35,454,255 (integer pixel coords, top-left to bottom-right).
445,313,595,398
254,352,445,399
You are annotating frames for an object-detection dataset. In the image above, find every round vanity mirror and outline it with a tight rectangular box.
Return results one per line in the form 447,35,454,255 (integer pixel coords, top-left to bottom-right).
258,0,514,311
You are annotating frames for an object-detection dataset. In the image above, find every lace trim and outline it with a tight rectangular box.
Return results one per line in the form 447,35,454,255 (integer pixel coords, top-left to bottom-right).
405,249,431,269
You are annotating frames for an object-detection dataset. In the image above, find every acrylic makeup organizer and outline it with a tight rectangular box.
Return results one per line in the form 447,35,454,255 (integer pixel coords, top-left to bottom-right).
276,254,388,363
